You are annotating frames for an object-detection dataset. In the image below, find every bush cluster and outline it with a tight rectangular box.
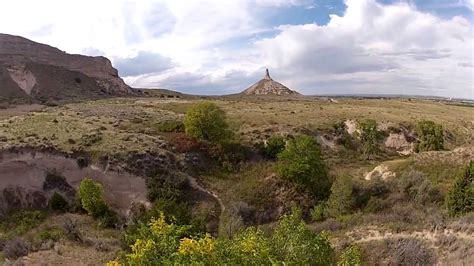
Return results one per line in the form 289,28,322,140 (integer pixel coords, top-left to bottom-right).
78,178,118,227
398,170,441,205
277,135,330,199
48,192,69,212
415,120,444,152
326,176,354,218
207,142,251,172
446,161,473,217
358,119,379,160
184,101,232,143
258,135,286,159
155,120,185,133
333,121,355,149
338,245,362,266
146,170,188,202
112,209,334,265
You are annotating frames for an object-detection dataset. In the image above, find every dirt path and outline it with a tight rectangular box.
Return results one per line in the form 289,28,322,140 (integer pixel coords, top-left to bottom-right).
187,175,225,213
347,227,474,245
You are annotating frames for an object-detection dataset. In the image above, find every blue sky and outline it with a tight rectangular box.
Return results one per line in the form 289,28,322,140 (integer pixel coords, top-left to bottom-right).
0,0,473,98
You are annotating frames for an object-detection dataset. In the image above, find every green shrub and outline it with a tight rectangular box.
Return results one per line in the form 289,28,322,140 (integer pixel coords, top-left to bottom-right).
415,120,444,151
122,199,195,249
270,208,334,265
207,142,251,172
310,202,327,221
156,120,185,133
78,178,108,219
358,119,379,160
338,245,362,266
446,161,473,217
398,170,441,205
0,210,47,237
37,227,62,242
326,176,353,218
184,101,232,143
218,207,244,239
98,209,119,228
48,192,69,212
262,135,286,159
333,121,355,149
150,199,193,226
115,209,334,265
364,197,385,213
277,135,330,199
146,170,187,202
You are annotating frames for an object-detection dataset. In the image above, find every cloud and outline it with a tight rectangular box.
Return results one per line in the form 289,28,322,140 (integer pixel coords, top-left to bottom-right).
126,68,262,95
458,62,474,68
254,0,473,98
114,51,174,76
0,0,472,98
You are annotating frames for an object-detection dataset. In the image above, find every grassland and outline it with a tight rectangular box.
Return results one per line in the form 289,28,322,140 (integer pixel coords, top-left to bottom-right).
0,95,473,264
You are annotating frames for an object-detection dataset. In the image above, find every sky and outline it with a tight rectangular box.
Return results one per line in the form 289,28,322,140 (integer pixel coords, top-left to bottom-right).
0,0,473,98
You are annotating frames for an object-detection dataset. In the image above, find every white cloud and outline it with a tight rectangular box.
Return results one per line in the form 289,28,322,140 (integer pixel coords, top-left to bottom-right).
0,0,472,98
256,0,474,98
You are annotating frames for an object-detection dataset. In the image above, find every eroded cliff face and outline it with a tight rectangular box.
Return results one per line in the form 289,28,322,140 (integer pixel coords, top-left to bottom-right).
0,150,148,217
0,33,134,102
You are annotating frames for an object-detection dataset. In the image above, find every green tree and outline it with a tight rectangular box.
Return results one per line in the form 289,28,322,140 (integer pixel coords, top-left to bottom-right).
358,119,379,160
277,135,330,198
446,161,473,217
184,101,231,143
78,178,108,218
415,120,444,151
326,176,353,218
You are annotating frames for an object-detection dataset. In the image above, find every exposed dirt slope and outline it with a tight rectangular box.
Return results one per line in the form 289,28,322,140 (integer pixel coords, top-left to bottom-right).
0,150,148,216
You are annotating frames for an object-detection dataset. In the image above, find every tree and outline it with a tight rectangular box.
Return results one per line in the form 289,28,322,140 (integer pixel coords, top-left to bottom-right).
326,176,353,218
78,178,108,218
276,135,330,198
446,161,473,217
358,119,379,160
415,120,444,151
184,101,231,143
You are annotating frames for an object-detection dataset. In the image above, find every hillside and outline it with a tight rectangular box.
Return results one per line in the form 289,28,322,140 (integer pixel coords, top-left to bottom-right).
0,96,473,264
0,34,135,103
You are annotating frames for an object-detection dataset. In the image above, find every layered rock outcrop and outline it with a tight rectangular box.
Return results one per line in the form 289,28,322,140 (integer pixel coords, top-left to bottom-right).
0,33,135,102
